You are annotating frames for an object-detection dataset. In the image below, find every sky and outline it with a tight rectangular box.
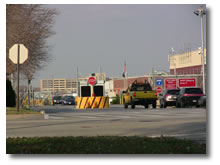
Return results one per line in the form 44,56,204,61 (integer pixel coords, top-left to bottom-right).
30,4,206,87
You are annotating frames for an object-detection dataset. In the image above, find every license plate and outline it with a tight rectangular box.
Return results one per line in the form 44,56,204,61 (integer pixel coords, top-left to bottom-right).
193,100,197,102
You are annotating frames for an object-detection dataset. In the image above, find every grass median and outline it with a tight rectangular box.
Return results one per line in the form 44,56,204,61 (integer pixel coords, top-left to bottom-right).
6,136,206,154
6,107,40,115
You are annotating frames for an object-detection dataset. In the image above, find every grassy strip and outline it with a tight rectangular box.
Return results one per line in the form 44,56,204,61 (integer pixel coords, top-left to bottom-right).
6,136,206,154
6,107,40,115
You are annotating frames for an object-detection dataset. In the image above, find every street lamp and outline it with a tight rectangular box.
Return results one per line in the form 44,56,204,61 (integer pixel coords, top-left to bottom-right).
194,6,206,94
171,48,178,88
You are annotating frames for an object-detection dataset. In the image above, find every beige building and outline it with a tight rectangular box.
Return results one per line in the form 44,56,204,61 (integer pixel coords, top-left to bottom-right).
169,48,206,75
40,79,77,92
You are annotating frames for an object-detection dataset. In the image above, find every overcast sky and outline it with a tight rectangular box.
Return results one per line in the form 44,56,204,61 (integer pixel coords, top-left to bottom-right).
31,4,206,87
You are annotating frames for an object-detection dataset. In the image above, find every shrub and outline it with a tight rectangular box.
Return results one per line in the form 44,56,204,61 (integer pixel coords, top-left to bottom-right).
6,80,16,107
111,94,120,104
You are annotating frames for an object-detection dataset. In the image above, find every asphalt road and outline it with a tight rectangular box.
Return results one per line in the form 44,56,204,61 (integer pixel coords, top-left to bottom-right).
6,105,206,143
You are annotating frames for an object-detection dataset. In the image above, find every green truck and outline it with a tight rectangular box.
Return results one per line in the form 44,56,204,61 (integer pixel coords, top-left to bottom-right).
122,80,158,109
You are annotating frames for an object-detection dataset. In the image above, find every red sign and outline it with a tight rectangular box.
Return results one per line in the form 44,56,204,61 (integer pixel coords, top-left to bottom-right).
178,78,196,87
165,79,177,89
156,86,162,93
88,77,96,85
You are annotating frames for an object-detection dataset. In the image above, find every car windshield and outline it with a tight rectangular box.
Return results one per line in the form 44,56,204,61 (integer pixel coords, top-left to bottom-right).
185,88,203,94
167,90,180,95
131,84,152,91
54,96,62,100
64,96,74,99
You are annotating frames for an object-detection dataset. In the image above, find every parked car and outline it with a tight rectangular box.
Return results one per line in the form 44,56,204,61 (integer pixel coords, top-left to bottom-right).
62,96,75,105
53,96,63,105
197,95,206,108
176,88,204,108
159,89,180,108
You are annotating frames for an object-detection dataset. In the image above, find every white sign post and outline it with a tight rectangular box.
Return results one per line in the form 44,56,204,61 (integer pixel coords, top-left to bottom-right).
9,44,28,112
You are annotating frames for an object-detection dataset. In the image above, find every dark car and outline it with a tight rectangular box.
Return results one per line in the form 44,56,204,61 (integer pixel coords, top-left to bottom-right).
159,89,180,108
197,95,206,108
53,96,63,105
176,88,204,108
62,96,75,105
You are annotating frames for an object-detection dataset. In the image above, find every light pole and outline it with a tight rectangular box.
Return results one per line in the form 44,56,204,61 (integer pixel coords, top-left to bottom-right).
194,6,206,93
171,48,178,88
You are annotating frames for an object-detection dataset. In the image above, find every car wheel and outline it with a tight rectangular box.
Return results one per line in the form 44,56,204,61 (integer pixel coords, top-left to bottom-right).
180,101,185,108
152,102,157,109
145,104,149,109
176,101,180,108
131,102,135,109
160,100,163,108
124,103,128,109
163,102,167,108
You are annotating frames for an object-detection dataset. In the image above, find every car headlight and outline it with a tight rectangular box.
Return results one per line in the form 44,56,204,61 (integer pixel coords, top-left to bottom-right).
64,101,67,103
54,100,56,102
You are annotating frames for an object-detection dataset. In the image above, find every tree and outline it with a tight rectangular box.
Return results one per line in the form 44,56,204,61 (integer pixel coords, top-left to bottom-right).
6,80,16,107
6,5,57,79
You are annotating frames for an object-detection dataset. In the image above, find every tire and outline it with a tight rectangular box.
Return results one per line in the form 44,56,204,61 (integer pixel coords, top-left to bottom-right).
145,104,149,109
163,102,167,108
152,102,157,109
160,100,163,108
131,102,135,109
180,101,185,108
124,103,128,109
176,101,180,108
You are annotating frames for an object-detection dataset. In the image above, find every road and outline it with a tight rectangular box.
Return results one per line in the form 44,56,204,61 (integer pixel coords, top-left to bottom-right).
6,105,206,143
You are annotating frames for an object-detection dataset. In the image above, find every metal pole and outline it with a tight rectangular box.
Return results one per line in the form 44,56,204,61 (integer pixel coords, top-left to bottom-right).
76,66,79,97
16,44,20,112
200,8,205,94
28,79,30,109
33,90,35,107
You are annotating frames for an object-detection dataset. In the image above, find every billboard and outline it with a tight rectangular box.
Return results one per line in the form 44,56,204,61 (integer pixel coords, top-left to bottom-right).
165,79,177,89
178,78,196,87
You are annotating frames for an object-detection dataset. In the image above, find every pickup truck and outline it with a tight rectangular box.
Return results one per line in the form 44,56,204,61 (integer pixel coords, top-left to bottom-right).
122,80,157,109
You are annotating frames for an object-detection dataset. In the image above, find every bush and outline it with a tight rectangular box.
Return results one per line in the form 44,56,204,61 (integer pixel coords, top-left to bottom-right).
111,94,120,104
6,80,16,107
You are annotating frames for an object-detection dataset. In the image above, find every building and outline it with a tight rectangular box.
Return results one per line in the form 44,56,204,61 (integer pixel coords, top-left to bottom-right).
169,48,206,75
40,79,77,93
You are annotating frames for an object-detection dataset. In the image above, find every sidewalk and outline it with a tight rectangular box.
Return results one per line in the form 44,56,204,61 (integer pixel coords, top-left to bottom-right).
6,114,44,120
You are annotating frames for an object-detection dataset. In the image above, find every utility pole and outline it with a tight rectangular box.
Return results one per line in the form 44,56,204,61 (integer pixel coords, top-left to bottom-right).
194,6,206,94
76,66,79,97
16,44,20,112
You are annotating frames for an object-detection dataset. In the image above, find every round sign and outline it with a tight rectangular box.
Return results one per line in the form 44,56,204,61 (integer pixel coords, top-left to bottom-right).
156,86,162,93
88,77,96,85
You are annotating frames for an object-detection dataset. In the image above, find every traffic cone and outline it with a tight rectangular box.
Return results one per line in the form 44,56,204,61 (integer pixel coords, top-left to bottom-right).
86,102,90,108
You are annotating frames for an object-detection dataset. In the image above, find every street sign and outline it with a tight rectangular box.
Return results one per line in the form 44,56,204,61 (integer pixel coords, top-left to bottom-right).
156,79,163,86
178,78,196,87
9,44,28,64
156,86,162,93
165,79,177,89
88,77,96,85
9,44,28,112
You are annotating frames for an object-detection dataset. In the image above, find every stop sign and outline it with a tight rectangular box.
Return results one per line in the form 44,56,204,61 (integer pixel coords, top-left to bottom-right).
156,86,162,93
9,44,28,64
88,77,96,85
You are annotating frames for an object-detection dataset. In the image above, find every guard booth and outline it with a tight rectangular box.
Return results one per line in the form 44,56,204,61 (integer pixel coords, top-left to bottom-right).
79,80,105,97
77,77,109,109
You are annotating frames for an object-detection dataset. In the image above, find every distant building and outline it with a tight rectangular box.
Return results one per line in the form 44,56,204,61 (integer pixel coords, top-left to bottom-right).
40,79,77,93
169,48,206,75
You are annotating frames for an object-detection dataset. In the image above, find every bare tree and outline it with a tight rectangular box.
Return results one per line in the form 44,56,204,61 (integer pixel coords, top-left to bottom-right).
6,4,57,79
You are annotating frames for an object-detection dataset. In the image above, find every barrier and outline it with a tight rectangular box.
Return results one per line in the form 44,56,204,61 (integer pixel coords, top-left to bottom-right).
76,96,109,109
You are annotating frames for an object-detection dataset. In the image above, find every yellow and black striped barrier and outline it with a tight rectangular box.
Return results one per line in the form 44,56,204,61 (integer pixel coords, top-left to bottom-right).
76,96,109,109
